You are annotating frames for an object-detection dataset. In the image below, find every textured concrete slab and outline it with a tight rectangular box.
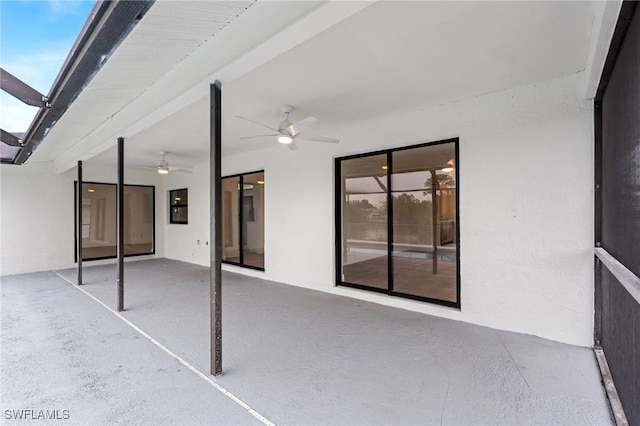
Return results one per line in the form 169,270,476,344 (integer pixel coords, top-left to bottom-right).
0,271,261,425
5,258,613,425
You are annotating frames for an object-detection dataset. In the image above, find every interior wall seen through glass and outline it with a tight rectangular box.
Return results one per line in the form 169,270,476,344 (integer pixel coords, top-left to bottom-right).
222,177,240,263
79,183,154,260
242,172,265,269
222,173,265,270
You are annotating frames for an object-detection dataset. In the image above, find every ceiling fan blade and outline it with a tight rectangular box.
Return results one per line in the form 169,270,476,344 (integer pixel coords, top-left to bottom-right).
169,167,193,173
295,131,340,144
287,141,298,151
286,116,317,136
240,134,278,140
129,165,159,170
236,115,279,132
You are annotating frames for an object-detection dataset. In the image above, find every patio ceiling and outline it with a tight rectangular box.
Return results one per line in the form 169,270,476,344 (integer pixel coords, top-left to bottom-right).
31,1,604,172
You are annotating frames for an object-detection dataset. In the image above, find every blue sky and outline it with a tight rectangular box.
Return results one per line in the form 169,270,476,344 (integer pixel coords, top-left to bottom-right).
1,0,95,132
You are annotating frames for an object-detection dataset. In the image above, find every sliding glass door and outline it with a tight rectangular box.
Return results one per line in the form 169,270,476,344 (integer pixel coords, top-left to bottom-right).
336,140,459,307
222,171,265,270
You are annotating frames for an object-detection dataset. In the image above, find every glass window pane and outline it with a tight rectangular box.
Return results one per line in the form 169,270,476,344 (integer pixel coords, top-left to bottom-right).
169,188,188,224
124,186,154,255
81,183,116,259
170,189,187,206
391,144,457,303
79,183,154,260
222,176,240,263
340,154,388,290
242,172,265,269
170,206,188,224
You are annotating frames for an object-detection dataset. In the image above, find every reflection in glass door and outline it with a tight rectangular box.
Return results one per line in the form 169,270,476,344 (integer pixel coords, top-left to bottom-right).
337,140,459,307
340,154,388,290
391,145,457,303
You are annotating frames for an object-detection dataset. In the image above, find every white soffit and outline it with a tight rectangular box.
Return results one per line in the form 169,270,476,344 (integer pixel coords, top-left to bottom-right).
49,1,604,170
47,0,367,173
31,0,256,164
105,0,601,164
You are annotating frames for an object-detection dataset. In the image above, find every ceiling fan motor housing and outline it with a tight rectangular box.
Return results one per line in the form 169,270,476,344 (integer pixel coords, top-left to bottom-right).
279,105,294,133
280,104,294,114
278,119,292,133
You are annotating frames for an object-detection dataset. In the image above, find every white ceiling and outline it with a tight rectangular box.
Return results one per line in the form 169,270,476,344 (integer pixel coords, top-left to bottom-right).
34,1,601,170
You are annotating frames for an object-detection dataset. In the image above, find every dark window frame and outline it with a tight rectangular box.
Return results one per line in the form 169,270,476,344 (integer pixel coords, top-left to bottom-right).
334,138,461,309
169,188,189,225
222,169,265,272
74,181,156,262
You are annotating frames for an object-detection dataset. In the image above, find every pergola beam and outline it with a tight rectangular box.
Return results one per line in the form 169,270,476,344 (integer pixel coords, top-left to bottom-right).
0,129,23,147
0,67,49,108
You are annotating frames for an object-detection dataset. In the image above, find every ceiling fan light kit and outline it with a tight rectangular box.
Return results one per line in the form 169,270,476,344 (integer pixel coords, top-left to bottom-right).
277,134,293,144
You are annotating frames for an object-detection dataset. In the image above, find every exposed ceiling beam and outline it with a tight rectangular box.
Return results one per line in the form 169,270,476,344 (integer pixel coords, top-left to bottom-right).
53,0,375,173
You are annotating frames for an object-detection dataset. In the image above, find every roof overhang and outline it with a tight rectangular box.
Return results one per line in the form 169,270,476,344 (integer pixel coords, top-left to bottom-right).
19,1,621,173
9,0,156,165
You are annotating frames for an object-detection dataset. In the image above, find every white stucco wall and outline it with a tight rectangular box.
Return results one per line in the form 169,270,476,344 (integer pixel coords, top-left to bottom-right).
1,162,74,275
163,164,212,264
161,72,595,346
0,162,164,275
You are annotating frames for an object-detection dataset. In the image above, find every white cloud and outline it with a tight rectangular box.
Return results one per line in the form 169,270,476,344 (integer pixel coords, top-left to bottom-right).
47,0,90,18
0,93,38,133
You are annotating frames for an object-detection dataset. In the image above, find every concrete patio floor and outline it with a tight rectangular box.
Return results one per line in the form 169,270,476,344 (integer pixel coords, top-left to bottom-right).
2,258,613,425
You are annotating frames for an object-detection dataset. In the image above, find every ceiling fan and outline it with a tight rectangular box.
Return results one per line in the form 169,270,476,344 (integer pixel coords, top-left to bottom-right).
236,105,339,150
146,151,192,174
